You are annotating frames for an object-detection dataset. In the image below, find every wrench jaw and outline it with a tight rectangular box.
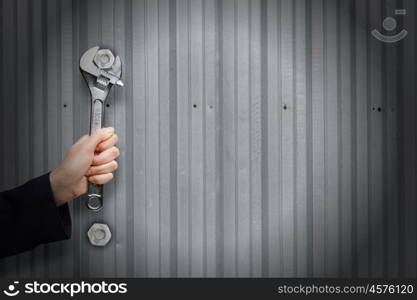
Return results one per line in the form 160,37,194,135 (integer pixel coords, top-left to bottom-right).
80,46,123,87
80,46,123,213
80,46,100,77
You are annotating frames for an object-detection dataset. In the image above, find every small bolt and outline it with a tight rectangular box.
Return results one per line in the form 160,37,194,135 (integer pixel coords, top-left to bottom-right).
87,223,112,247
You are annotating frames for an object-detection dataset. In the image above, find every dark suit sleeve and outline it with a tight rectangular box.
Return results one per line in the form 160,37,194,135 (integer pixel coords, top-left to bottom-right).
0,173,72,258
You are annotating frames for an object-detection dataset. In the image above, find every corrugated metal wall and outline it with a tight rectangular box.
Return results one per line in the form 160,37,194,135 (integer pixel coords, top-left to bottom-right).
0,0,416,278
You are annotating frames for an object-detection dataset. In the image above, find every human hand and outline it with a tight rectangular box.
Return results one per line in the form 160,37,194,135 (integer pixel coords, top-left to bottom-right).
49,127,120,206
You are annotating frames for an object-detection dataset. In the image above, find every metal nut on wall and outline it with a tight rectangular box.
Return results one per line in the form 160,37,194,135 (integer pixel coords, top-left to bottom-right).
93,49,115,69
87,223,112,246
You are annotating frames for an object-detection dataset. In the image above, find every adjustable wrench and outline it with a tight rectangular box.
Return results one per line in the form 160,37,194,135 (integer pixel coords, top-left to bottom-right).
80,46,123,211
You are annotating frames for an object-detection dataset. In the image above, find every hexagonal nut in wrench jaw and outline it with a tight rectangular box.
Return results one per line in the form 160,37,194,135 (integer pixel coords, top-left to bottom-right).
87,223,112,247
94,49,115,70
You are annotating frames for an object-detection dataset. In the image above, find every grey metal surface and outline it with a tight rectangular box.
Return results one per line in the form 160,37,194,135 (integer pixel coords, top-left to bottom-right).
0,0,416,278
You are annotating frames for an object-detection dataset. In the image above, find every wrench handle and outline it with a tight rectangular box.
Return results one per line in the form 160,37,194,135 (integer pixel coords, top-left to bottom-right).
90,99,104,133
87,99,104,211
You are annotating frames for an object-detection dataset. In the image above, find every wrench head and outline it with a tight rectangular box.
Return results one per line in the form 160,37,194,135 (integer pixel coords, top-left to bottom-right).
80,46,123,86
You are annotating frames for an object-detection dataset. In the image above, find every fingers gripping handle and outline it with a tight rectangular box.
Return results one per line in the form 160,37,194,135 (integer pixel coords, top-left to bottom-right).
88,99,104,211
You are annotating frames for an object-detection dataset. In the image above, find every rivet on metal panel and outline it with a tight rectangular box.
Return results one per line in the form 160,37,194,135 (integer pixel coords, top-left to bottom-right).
87,223,112,247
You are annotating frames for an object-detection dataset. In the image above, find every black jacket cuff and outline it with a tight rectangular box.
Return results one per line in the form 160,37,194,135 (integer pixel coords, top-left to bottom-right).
39,173,72,243
3,173,72,255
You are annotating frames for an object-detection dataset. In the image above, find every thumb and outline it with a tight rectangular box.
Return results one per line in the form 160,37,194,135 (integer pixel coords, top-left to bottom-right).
85,127,115,151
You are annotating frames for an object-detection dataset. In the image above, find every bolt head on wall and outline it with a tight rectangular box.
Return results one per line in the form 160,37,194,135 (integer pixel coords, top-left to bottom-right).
87,223,112,247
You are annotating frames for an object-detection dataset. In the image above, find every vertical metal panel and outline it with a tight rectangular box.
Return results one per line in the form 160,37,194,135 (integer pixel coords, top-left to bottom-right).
294,0,307,278
324,0,339,277
265,0,281,277
354,0,369,278
189,0,204,277
311,0,325,277
203,0,218,277
131,0,147,277
339,0,353,277
17,0,30,278
236,0,250,277
384,0,399,278
176,0,190,277
249,0,262,278
369,0,384,278
145,0,160,277
158,0,172,278
281,0,295,277
220,0,237,277
0,0,416,278
402,0,417,278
